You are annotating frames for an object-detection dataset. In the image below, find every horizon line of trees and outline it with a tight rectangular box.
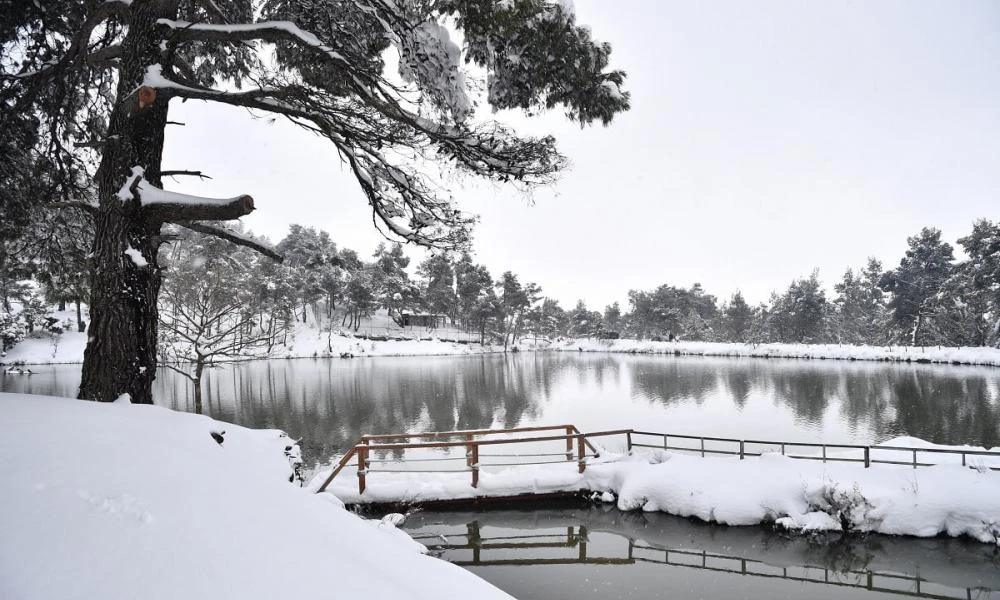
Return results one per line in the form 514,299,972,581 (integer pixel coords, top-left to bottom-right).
3,220,1000,355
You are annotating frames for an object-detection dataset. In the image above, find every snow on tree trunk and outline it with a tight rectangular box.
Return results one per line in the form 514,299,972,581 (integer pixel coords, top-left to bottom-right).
78,2,174,404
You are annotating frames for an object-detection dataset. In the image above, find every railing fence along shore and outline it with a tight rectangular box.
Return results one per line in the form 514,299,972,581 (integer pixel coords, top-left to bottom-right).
316,425,1000,496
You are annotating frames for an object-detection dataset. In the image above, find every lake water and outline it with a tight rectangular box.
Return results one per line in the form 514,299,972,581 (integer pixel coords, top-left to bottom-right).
3,352,999,467
404,507,1000,600
5,352,1000,599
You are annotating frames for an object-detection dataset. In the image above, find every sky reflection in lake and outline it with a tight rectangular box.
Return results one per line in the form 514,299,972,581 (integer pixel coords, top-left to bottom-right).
5,353,999,467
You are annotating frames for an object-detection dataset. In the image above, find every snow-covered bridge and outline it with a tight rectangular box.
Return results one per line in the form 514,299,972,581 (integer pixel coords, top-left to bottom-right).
310,424,1000,545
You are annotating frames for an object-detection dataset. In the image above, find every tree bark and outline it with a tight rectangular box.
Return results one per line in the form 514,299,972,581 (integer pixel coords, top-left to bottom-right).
193,358,205,414
78,1,176,404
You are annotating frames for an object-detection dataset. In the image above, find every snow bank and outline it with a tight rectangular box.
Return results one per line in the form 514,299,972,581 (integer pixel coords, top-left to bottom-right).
314,440,1000,545
2,321,503,365
0,393,511,600
1,331,88,365
558,338,1000,367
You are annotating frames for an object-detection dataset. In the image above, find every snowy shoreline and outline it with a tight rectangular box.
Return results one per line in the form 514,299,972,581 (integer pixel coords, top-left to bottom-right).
0,393,513,600
314,441,1000,546
6,329,1000,368
553,338,1000,367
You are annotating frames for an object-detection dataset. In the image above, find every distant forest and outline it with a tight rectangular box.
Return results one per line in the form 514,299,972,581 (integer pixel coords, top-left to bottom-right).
2,218,999,351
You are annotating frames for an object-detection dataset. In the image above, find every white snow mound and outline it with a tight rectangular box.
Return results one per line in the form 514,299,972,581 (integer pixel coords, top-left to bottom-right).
0,393,511,600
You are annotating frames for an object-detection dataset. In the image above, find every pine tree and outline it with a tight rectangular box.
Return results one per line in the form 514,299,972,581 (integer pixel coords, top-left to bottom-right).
3,0,628,402
722,291,754,342
880,228,955,346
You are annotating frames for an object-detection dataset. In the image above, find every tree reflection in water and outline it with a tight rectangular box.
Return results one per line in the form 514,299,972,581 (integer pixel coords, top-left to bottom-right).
6,353,995,467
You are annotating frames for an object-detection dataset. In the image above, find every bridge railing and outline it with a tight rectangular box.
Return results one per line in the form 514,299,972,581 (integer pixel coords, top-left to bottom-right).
317,426,1000,496
315,425,630,494
629,431,1000,470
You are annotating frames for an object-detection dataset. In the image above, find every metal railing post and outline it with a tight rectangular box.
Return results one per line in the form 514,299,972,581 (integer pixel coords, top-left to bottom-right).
739,440,745,460
822,445,827,463
700,438,705,457
912,448,917,469
864,446,870,468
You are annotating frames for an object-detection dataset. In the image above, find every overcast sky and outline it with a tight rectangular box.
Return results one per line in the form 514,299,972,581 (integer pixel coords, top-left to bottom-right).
162,0,1000,310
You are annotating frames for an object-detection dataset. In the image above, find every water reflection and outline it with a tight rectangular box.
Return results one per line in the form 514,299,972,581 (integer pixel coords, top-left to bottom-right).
3,353,999,467
405,508,1000,600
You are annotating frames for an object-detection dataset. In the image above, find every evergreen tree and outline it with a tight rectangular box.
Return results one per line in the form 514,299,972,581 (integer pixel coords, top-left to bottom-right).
275,224,341,323
880,228,955,346
3,0,628,402
417,253,456,320
832,259,886,345
603,302,622,334
769,271,829,343
722,291,754,342
956,220,1000,347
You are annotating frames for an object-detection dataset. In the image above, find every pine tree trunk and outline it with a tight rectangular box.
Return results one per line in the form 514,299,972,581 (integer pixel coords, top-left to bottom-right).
78,2,175,404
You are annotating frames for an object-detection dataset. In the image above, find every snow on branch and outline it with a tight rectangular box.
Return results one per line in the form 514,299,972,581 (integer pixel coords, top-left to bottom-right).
118,166,256,223
155,19,349,65
174,221,283,262
14,1,131,81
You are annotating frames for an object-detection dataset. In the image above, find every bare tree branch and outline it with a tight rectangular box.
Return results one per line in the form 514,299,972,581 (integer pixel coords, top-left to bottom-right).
49,201,98,217
173,221,283,262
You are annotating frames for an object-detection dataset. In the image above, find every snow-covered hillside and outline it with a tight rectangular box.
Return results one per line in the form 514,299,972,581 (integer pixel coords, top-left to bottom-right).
0,393,511,600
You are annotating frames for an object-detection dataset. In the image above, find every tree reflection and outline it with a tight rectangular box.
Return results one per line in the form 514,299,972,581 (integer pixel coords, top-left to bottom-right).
139,354,1000,466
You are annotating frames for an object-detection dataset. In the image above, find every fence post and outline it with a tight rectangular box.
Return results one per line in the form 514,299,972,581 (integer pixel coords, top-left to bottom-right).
700,438,705,457
471,443,480,488
822,445,827,463
357,444,368,494
627,431,633,453
864,446,870,468
578,436,587,474
465,432,474,467
566,426,574,460
962,452,966,467
780,443,785,456
739,440,745,460
912,448,917,469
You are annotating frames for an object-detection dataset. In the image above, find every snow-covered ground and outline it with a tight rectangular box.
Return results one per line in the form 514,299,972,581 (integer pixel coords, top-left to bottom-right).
0,393,511,600
1,326,501,365
313,439,1000,545
1,309,507,365
557,338,1000,367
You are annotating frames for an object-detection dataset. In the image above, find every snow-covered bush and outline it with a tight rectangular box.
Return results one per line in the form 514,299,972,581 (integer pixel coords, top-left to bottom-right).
804,480,877,532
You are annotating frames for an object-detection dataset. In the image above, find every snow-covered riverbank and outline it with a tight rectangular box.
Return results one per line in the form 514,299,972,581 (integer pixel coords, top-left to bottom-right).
1,323,505,366
555,338,1000,367
0,393,511,600
314,440,1000,545
7,321,1000,368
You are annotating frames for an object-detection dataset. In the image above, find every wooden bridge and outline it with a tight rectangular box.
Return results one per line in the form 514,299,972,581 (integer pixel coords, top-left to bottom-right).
315,424,1000,500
